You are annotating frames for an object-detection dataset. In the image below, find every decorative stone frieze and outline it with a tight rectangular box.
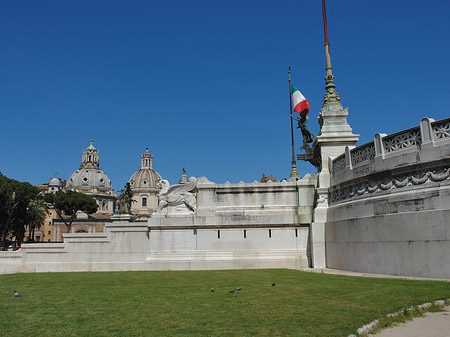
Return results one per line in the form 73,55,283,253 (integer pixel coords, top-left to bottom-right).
330,167,450,203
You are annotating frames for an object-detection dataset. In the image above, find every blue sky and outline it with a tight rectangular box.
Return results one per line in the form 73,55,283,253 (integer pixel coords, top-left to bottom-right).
1,0,449,190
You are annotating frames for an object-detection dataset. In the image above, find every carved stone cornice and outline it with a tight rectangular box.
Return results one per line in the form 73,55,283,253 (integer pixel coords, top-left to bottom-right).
329,167,450,204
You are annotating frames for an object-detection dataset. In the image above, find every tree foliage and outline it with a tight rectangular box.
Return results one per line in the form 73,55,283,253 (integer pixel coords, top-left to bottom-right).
0,173,40,247
26,197,47,241
44,190,98,232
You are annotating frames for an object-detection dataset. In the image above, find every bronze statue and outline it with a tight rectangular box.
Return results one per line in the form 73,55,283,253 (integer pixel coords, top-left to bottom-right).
292,111,314,146
293,110,321,167
117,182,134,214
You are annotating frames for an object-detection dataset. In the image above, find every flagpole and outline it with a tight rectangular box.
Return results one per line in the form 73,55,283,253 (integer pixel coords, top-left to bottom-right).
322,0,329,45
322,0,331,78
321,0,341,108
288,67,300,181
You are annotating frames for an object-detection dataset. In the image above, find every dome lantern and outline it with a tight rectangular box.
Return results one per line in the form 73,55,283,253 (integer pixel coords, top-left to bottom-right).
81,139,99,169
141,147,153,169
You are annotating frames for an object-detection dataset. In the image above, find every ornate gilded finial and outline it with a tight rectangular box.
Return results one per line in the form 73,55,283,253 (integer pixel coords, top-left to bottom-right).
90,138,93,145
182,164,186,174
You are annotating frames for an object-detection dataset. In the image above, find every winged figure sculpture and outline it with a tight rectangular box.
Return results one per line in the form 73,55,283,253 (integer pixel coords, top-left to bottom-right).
156,177,197,213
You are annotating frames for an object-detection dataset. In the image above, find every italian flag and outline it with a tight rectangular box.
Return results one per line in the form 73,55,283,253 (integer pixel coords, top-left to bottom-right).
291,84,310,115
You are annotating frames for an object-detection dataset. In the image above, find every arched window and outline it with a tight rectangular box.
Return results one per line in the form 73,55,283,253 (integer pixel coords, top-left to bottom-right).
142,197,147,207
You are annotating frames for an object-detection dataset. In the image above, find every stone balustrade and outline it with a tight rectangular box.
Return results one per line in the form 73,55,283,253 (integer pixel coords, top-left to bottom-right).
331,117,450,176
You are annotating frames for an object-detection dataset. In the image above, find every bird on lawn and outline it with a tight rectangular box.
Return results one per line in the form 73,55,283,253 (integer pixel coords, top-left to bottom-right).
14,290,22,297
272,283,276,286
237,287,242,291
211,288,214,292
228,289,235,293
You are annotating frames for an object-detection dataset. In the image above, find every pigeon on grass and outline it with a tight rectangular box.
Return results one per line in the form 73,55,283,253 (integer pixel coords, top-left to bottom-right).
228,289,235,293
14,290,22,297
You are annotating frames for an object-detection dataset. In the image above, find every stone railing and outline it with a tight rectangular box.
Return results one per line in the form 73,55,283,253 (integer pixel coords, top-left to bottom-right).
350,141,375,166
382,126,421,153
432,118,450,140
332,117,450,176
333,154,346,174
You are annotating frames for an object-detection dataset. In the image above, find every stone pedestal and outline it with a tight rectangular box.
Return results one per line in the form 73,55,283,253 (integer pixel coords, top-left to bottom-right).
310,103,359,268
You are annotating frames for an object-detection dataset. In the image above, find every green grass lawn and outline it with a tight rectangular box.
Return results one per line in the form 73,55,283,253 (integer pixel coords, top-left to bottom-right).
1,269,449,336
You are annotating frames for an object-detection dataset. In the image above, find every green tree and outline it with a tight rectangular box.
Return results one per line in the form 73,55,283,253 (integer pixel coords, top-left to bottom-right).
0,173,40,247
26,197,47,241
44,190,98,233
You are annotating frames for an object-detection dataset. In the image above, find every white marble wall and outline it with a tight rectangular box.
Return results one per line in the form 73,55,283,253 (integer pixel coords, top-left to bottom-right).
0,176,316,274
146,175,316,270
326,117,450,279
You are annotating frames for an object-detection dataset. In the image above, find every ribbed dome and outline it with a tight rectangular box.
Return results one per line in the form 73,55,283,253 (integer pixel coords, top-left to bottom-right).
128,148,161,189
49,178,61,187
66,168,112,191
129,168,161,189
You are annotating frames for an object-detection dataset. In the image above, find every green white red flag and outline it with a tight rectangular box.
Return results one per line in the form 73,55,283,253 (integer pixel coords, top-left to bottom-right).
291,84,310,115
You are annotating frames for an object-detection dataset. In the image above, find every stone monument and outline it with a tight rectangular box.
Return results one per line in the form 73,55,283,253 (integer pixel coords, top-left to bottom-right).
307,1,359,268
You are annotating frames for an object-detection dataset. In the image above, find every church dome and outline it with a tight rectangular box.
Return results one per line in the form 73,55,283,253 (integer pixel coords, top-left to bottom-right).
128,148,161,189
129,169,161,189
49,177,61,187
66,168,112,190
66,140,113,192
128,148,161,215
